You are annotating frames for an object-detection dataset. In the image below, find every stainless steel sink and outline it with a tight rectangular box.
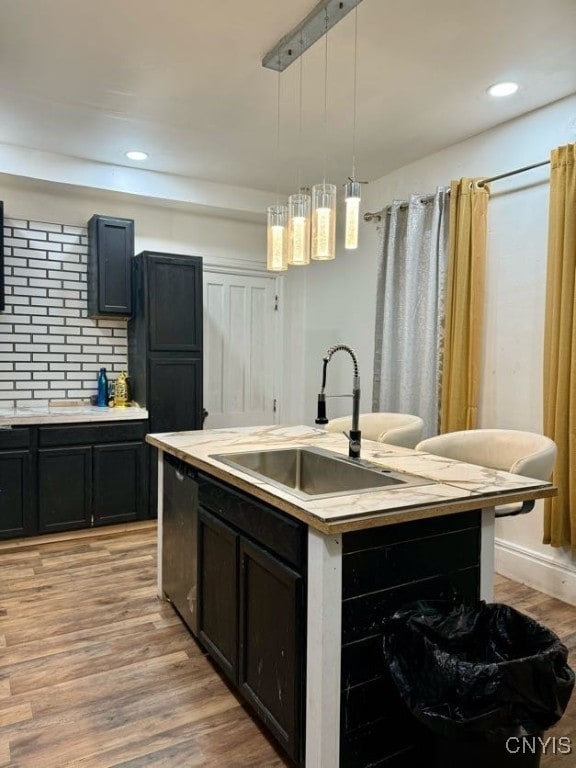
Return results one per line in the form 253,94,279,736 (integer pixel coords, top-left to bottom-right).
210,446,433,500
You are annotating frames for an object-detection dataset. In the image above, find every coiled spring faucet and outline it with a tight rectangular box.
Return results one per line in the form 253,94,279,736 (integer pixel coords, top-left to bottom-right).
315,344,361,459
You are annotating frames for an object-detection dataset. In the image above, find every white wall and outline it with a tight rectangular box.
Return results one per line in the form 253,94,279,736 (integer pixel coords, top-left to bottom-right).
305,94,576,602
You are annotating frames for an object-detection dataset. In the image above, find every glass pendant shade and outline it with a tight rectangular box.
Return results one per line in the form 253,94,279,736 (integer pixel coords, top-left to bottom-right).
267,204,288,272
344,180,361,250
288,193,311,265
311,183,337,260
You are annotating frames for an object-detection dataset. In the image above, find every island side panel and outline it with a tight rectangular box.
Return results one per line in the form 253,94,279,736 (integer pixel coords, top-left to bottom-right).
306,529,342,768
156,448,164,597
340,510,481,768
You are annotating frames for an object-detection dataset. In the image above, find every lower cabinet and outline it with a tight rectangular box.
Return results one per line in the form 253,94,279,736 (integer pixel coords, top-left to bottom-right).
0,450,33,539
238,537,304,763
0,427,33,539
197,484,306,766
38,439,145,533
0,419,148,539
38,446,92,532
198,509,239,682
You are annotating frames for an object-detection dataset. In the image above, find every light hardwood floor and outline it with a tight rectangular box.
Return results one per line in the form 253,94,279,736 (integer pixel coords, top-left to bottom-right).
0,525,574,767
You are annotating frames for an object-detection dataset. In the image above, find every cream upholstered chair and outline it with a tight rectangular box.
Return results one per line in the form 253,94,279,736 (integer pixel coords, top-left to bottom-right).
415,428,557,517
325,412,424,449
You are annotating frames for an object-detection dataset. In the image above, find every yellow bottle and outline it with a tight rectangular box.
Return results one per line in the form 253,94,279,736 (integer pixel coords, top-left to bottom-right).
114,370,129,407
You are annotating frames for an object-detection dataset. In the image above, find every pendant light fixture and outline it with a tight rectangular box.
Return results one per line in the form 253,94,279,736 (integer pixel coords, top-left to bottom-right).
267,68,288,272
288,46,311,266
263,1,365,269
311,9,336,261
344,3,361,250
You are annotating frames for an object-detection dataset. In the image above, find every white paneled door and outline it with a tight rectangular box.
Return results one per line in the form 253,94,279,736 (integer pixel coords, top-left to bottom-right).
203,269,279,428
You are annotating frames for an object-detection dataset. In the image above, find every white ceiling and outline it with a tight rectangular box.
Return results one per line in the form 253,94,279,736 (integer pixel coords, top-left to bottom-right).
0,0,575,195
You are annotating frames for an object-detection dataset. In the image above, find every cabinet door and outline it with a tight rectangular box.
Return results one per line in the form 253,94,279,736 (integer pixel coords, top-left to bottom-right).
198,507,239,683
148,254,203,352
38,447,92,532
0,450,33,538
92,442,145,524
239,538,304,763
88,215,134,317
148,355,203,432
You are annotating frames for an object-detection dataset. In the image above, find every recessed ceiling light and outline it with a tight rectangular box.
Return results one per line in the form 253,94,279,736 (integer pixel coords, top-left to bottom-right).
125,150,148,161
487,81,519,98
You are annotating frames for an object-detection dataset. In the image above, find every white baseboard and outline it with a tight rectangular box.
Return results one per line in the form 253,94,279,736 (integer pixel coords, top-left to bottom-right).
495,539,576,608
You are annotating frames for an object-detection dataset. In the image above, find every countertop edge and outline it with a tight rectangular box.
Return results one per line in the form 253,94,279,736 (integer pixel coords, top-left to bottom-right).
0,408,149,426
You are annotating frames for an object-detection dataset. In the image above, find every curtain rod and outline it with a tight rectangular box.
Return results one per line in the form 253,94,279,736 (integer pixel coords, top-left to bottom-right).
363,158,551,222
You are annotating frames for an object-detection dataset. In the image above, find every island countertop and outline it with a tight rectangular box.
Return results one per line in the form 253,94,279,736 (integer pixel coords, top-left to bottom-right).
147,424,556,534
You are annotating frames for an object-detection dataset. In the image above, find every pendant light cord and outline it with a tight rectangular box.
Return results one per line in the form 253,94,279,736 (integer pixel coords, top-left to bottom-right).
297,41,303,192
276,65,281,203
351,4,358,181
323,8,328,184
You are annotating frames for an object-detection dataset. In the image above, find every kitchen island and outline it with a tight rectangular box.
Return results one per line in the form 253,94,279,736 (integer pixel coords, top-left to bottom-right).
147,425,555,768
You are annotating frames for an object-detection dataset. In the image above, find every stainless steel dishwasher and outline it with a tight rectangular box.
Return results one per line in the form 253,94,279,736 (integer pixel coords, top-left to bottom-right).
162,453,198,636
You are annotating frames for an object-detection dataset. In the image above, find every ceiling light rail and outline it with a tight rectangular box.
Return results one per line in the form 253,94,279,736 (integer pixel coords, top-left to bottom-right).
262,0,363,72
363,158,551,222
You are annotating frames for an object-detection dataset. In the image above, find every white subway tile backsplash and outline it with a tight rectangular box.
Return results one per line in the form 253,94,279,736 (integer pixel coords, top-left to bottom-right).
0,215,129,404
49,232,81,244
30,278,61,288
4,238,29,248
14,229,47,241
0,334,30,344
13,306,47,316
0,371,30,380
2,353,32,362
18,362,49,371
29,221,62,233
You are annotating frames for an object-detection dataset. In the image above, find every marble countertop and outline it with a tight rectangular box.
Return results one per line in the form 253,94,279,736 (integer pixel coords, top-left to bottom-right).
0,404,149,426
147,425,556,533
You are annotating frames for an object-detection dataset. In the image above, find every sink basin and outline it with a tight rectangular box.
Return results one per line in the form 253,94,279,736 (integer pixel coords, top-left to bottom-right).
211,446,433,500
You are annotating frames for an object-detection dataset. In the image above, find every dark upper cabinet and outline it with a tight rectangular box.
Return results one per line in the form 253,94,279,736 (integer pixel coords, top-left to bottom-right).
128,251,204,519
87,215,134,317
128,252,204,414
148,254,203,352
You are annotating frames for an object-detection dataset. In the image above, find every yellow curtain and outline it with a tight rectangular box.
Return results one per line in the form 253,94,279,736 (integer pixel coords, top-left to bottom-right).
440,178,489,433
543,144,576,548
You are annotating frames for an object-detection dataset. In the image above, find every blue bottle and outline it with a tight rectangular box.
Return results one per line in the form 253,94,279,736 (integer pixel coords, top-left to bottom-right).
97,367,108,407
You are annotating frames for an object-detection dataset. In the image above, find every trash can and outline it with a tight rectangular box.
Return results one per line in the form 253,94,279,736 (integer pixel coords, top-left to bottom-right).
383,600,575,768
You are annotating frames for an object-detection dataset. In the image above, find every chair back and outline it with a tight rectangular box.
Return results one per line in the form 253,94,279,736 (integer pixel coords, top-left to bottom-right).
416,429,556,481
325,412,424,449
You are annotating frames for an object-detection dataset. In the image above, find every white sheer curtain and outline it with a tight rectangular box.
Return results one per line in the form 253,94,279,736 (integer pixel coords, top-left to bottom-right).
372,189,449,438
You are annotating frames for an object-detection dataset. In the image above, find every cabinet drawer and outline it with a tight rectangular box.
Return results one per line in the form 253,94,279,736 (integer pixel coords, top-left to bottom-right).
0,427,30,450
39,420,147,447
198,474,306,570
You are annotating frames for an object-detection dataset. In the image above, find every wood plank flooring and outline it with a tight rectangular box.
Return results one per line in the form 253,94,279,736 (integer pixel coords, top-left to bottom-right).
0,525,575,767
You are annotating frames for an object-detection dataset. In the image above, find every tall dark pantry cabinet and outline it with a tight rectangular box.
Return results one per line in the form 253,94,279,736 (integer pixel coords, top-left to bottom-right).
128,252,203,516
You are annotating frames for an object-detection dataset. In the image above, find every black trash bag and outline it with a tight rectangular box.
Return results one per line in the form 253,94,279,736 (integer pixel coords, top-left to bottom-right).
383,600,574,742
